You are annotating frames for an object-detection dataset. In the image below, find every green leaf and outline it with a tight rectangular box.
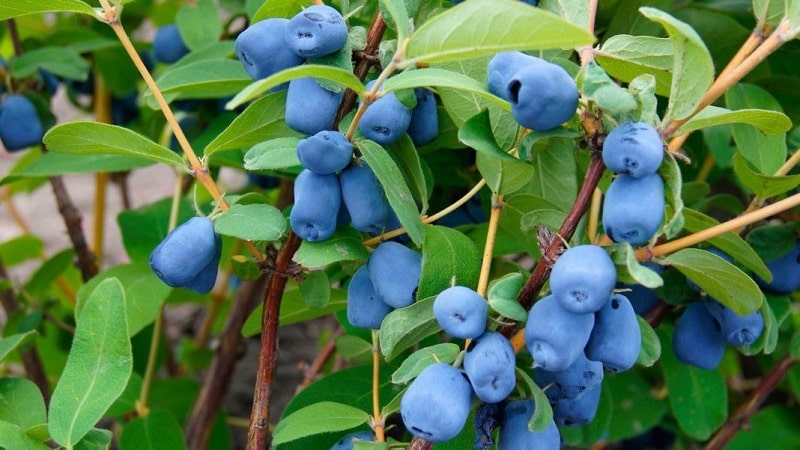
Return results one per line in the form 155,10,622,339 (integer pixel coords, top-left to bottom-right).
380,297,439,361
243,288,347,335
0,377,47,430
607,243,664,287
629,74,659,124
635,316,661,367
529,138,577,212
382,68,509,111
49,278,132,447
605,371,667,441
0,421,49,450
753,0,787,27
487,273,528,321
0,235,43,267
272,402,370,445
404,0,594,66
170,41,235,69
660,152,685,239
682,208,772,281
145,60,251,107
244,137,303,172
10,47,89,81
252,0,313,21
117,198,196,262
476,152,532,196
214,203,287,241
0,331,37,363
205,91,297,156
664,248,764,315
639,7,714,123
176,0,222,51
733,153,800,199
579,62,638,116
119,410,188,450
540,0,590,28
75,263,170,337
24,249,75,297
519,208,566,236
0,153,154,185
595,35,673,97
44,122,185,167
726,83,787,174
459,110,517,161
358,140,425,245
391,344,461,384
0,0,95,20
294,228,369,267
728,405,800,450
676,105,792,136
228,65,365,110
388,135,429,214
73,428,112,450
658,326,727,440
418,225,481,299
515,369,554,433
299,270,331,308
746,222,798,262
380,0,411,43
335,335,373,364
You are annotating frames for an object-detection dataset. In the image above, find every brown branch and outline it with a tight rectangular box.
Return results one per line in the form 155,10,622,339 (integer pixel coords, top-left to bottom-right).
185,274,269,450
408,437,433,450
0,258,51,405
246,231,303,450
704,355,798,450
48,171,99,282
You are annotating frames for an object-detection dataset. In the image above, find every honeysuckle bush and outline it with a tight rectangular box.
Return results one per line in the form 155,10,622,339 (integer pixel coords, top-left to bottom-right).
1,0,800,449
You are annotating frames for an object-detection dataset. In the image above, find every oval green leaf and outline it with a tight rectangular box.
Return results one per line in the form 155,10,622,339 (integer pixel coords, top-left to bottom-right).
391,343,461,385
214,203,287,241
0,0,95,20
418,225,481,300
272,402,370,446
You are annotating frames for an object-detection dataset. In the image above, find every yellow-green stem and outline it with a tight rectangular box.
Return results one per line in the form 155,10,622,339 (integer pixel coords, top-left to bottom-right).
477,195,503,297
92,72,112,261
371,330,386,442
695,153,716,183
587,187,602,244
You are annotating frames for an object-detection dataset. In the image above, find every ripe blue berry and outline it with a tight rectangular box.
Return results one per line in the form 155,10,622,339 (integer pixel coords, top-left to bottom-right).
289,169,342,242
400,363,473,443
153,24,190,63
0,95,44,152
433,286,488,339
498,400,560,450
535,352,604,402
552,382,602,426
603,173,665,246
367,241,421,308
235,18,304,83
487,51,540,100
524,295,595,371
296,130,353,175
149,217,221,294
339,161,396,235
703,298,764,347
358,80,412,145
285,5,348,58
463,331,516,403
407,88,439,147
507,60,578,131
673,302,726,370
285,77,343,135
618,262,663,316
603,121,664,178
329,430,375,450
756,240,800,294
346,266,392,329
585,293,641,372
550,244,617,314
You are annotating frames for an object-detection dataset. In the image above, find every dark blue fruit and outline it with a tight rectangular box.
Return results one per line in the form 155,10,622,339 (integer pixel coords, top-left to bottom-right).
296,130,353,175
285,4,348,58
487,51,540,100
0,95,44,152
339,161,395,235
550,244,617,314
463,331,516,403
153,24,190,64
524,295,595,371
400,363,473,443
673,302,726,370
367,241,421,308
552,382,602,426
703,298,764,347
535,352,604,402
247,173,281,189
235,18,304,84
618,262,663,316
329,430,375,450
498,400,560,450
358,80,412,145
603,121,664,178
603,173,665,246
285,77,343,135
437,194,486,228
585,293,641,372
149,217,221,294
756,240,800,294
289,169,341,242
111,91,139,126
507,60,579,131
39,69,60,94
407,88,438,146
433,286,489,339
346,266,392,329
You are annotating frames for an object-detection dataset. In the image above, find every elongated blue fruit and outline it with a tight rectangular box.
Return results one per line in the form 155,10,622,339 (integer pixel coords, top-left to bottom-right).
0,95,44,152
285,77,343,135
285,4,348,58
235,18,304,83
603,173,665,246
367,241,421,308
407,88,439,146
524,295,594,371
296,130,353,175
153,24,190,63
358,80,412,145
703,298,764,347
552,382,602,426
535,351,603,402
329,430,375,450
289,169,341,242
487,51,541,100
507,59,579,131
619,262,663,316
339,161,395,235
183,233,222,294
757,240,800,294
673,302,726,370
586,293,641,372
463,331,516,403
433,286,488,339
400,363,472,442
498,400,560,450
603,121,664,178
149,217,220,293
346,266,392,329
549,244,616,314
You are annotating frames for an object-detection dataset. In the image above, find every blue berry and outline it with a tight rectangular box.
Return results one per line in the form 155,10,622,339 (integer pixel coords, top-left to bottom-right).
407,88,439,147
153,24,190,63
400,363,473,443
296,130,353,175
585,293,641,372
367,241,421,308
524,295,594,371
433,286,488,339
703,298,764,347
347,266,392,330
550,244,617,314
329,430,375,450
235,18,304,84
507,59,578,131
339,161,396,235
358,80,412,145
498,400,560,450
289,169,341,242
463,331,516,403
673,302,726,370
0,95,44,152
149,217,220,294
603,121,664,177
285,77,343,135
603,173,665,246
284,5,348,58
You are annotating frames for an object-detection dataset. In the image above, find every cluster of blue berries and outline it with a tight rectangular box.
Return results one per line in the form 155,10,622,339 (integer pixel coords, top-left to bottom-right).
602,121,666,246
149,216,222,294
